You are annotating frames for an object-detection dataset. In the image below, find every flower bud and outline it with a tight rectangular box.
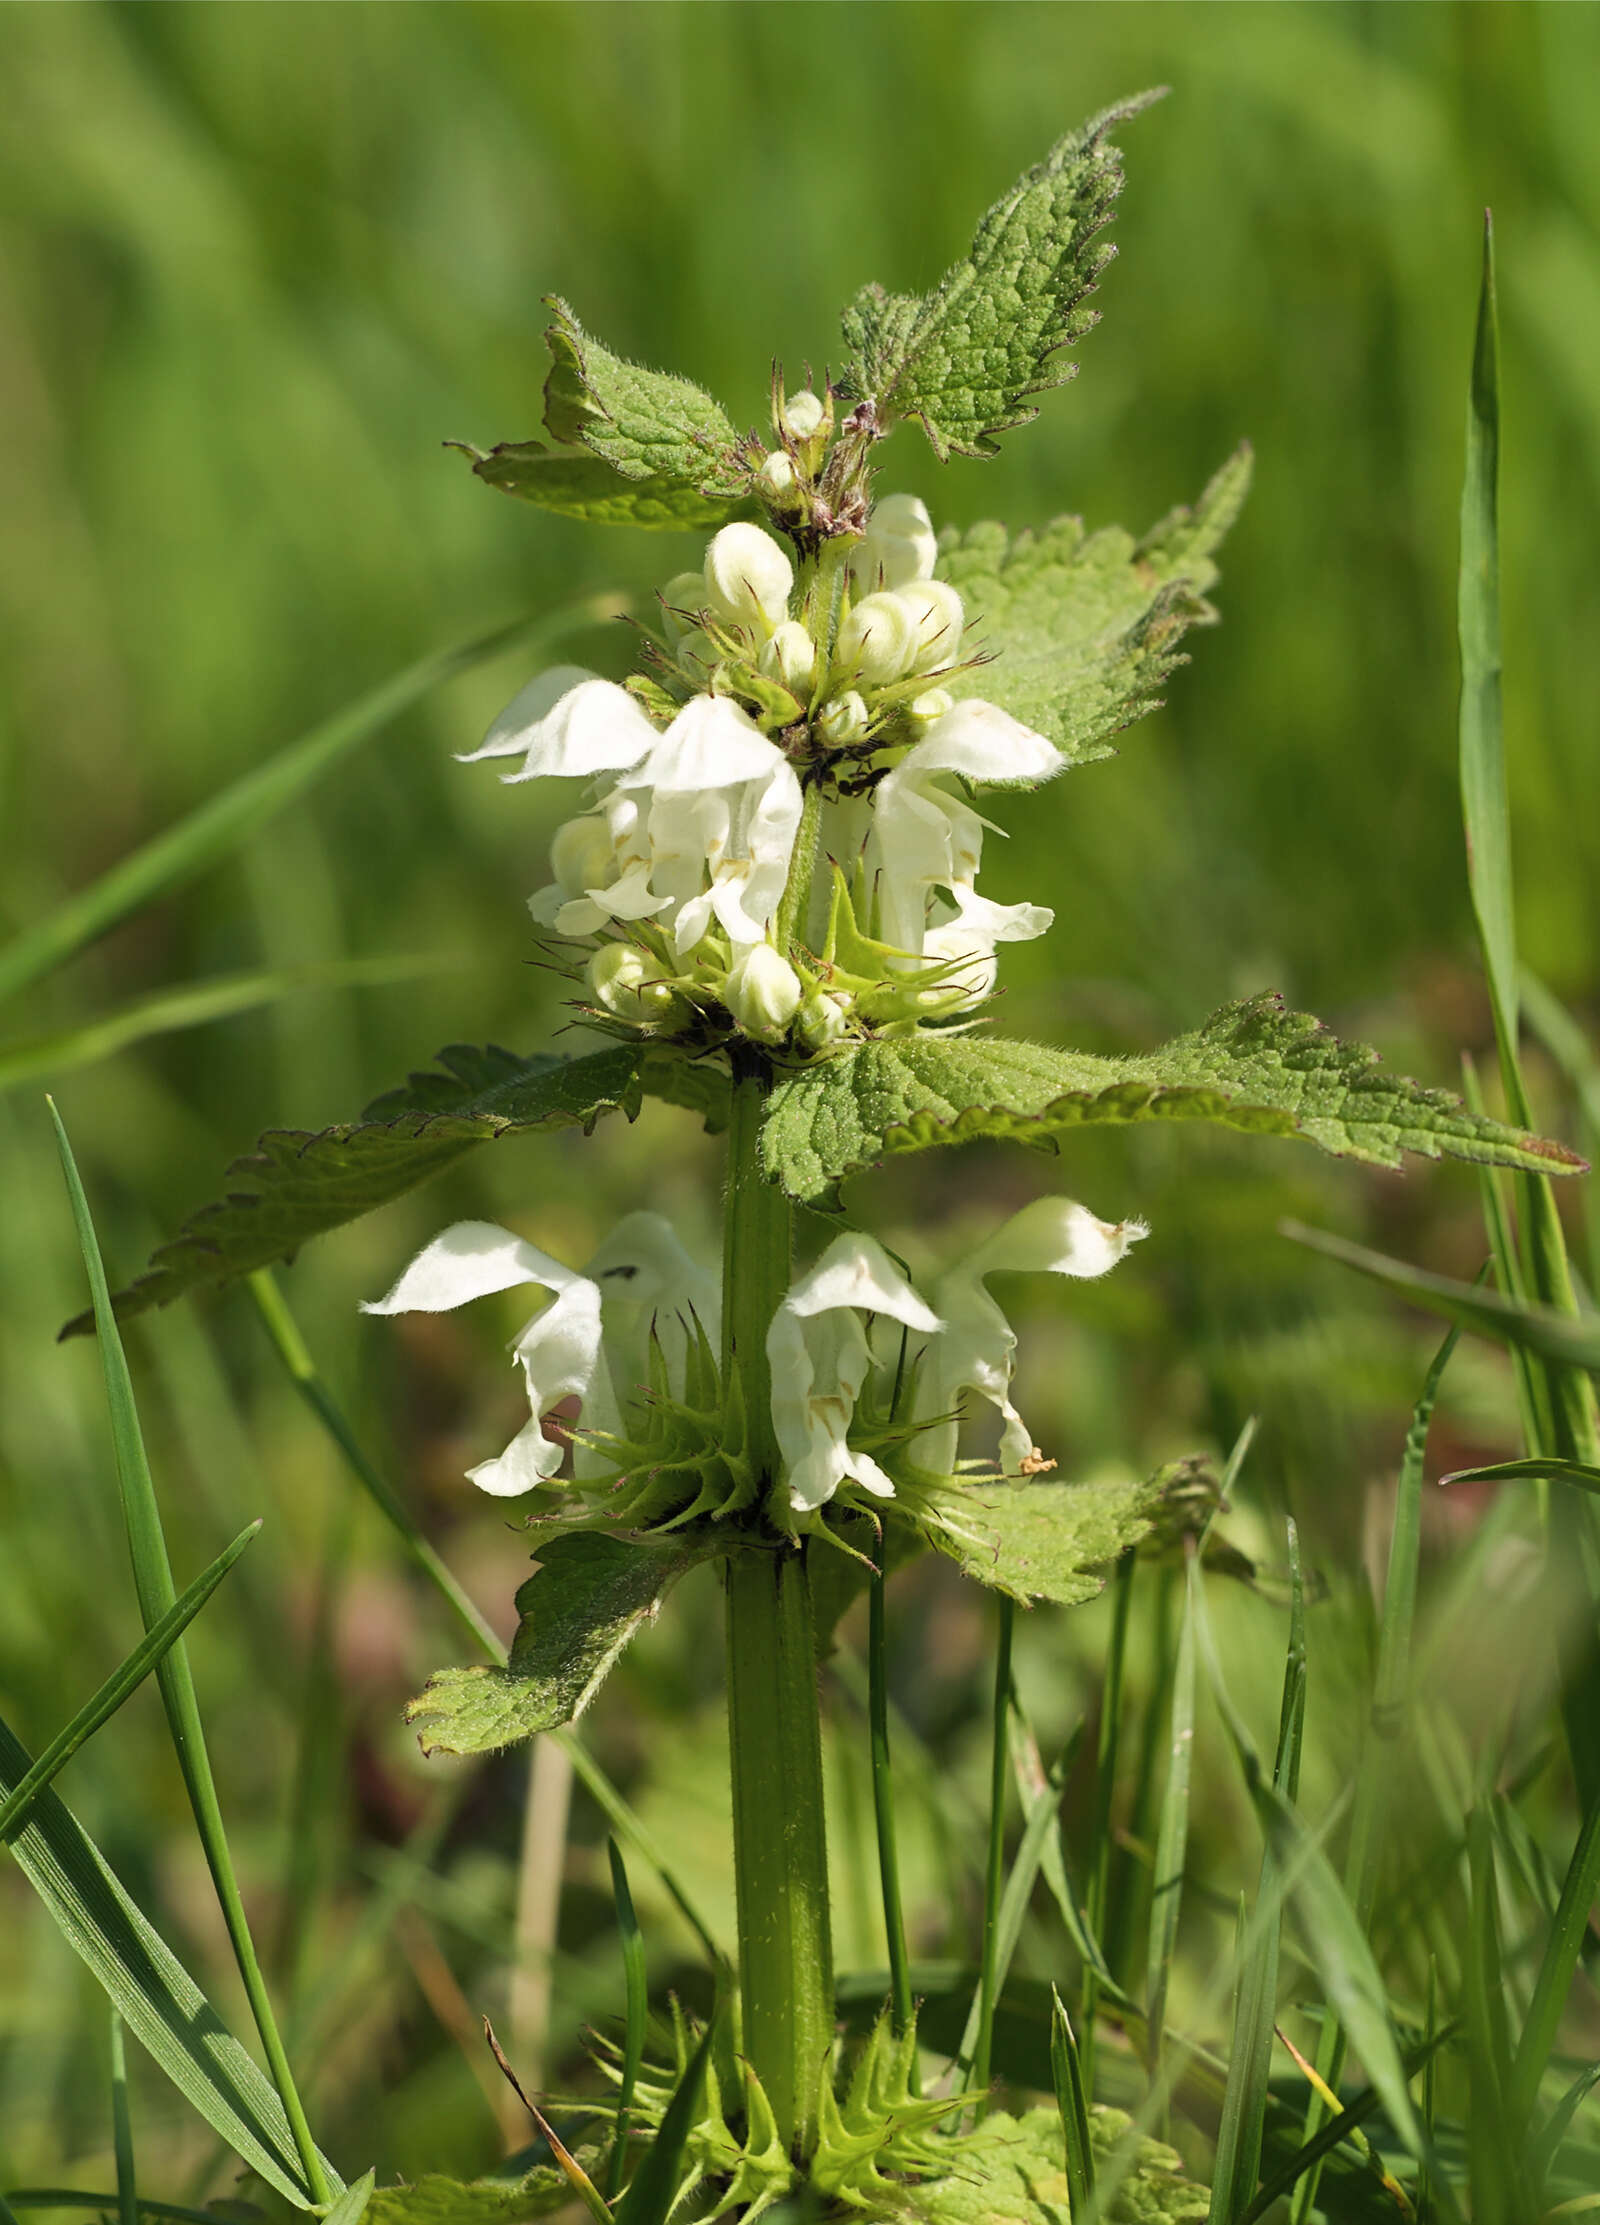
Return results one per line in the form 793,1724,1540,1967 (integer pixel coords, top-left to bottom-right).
817,690,869,746
588,941,675,1023
759,620,818,696
781,390,826,440
704,523,794,634
894,580,965,673
722,942,803,1037
909,687,955,728
658,570,709,642
755,451,800,507
850,492,937,592
795,989,852,1051
834,591,918,687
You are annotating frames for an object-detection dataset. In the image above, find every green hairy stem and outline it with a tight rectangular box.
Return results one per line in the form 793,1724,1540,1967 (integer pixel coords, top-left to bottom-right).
721,1057,835,2155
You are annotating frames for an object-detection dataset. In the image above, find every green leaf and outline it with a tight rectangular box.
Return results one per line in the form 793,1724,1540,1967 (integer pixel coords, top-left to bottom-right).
456,440,745,531
637,1048,732,1134
919,1477,1163,1607
64,1042,646,1336
406,1533,712,1758
368,2162,600,2225
0,1709,338,2210
0,612,586,1010
907,2106,1208,2224
937,446,1251,765
1442,1456,1600,1493
542,298,743,492
761,996,1583,1207
323,2173,376,2225
839,93,1164,460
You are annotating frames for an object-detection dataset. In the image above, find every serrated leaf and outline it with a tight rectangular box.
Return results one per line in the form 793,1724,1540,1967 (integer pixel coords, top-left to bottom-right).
406,1533,711,1758
454,439,745,531
542,298,743,493
839,93,1163,460
907,2105,1208,2224
368,2161,599,2225
760,994,1584,1207
64,1043,646,1336
920,1477,1162,1606
937,446,1251,765
637,1048,732,1135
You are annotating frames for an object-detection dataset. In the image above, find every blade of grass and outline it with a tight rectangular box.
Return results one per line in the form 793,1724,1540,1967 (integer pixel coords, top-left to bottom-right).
1292,1318,1462,2224
0,606,612,1007
1508,1776,1600,2131
868,1565,913,2041
50,1103,335,2206
1281,1222,1600,1373
0,955,462,1095
109,2013,136,2225
1210,1519,1307,2221
321,2171,375,2225
0,1523,259,1843
0,1709,332,2207
1050,1987,1096,2216
612,2014,716,2225
1145,1539,1199,2104
605,1841,647,2204
1240,2023,1460,2225
972,1594,1016,2105
245,1265,721,1967
1082,1545,1135,2096
957,1722,1084,2081
1009,1706,1120,1998
1521,972,1600,1291
1442,1458,1600,1493
1465,1809,1533,2224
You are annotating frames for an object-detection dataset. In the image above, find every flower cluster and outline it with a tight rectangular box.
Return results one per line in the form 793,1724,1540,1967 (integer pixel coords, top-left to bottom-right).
465,454,1064,1053
365,1198,1146,1522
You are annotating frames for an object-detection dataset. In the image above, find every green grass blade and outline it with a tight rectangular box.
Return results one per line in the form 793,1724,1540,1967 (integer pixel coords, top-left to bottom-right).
1082,1546,1136,2094
1050,1987,1096,2216
868,1566,914,2040
1508,1777,1600,2132
1239,2022,1459,2225
1282,1220,1600,1372
605,1841,648,2205
1459,212,1516,1074
1466,1809,1532,2224
612,2015,715,2225
1212,1521,1307,2222
50,1104,336,2206
1442,1457,1600,1493
0,1708,330,2207
972,1594,1016,2103
109,2013,136,2225
0,1522,259,1843
0,609,606,1007
1521,973,1600,1292
321,2169,375,2225
1145,1543,1199,2097
957,1723,1082,2080
0,955,461,1096
245,1266,723,1970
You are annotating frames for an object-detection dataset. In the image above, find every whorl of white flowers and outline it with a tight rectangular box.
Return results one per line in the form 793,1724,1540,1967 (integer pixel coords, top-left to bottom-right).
461,442,1068,1053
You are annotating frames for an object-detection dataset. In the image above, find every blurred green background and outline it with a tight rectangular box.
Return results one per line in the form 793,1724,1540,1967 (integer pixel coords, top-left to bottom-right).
2,0,1597,2198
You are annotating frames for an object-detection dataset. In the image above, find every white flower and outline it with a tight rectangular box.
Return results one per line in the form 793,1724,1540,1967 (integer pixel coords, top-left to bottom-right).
767,1233,942,1512
850,493,937,592
362,1214,713,1496
869,698,1064,961
895,581,965,675
462,674,659,786
818,690,869,746
704,523,794,634
587,940,677,1022
913,1199,1148,1477
915,884,1055,1012
835,592,919,688
755,451,798,502
759,620,818,696
722,942,803,1037
781,390,826,440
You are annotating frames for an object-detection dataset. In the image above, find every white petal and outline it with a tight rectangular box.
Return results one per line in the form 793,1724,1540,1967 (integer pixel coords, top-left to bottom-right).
458,666,599,763
468,1415,563,1495
361,1221,586,1315
784,1231,941,1332
583,1211,720,1331
963,1197,1149,1282
900,699,1065,789
498,679,660,784
636,694,784,794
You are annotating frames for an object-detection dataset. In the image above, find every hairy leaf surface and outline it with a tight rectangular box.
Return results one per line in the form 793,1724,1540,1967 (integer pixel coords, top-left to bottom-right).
922,1478,1163,1606
406,1533,711,1757
66,1043,647,1335
760,995,1584,1205
454,440,744,530
910,2105,1208,2223
839,95,1161,459
369,2165,595,2225
541,298,743,491
938,446,1251,763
